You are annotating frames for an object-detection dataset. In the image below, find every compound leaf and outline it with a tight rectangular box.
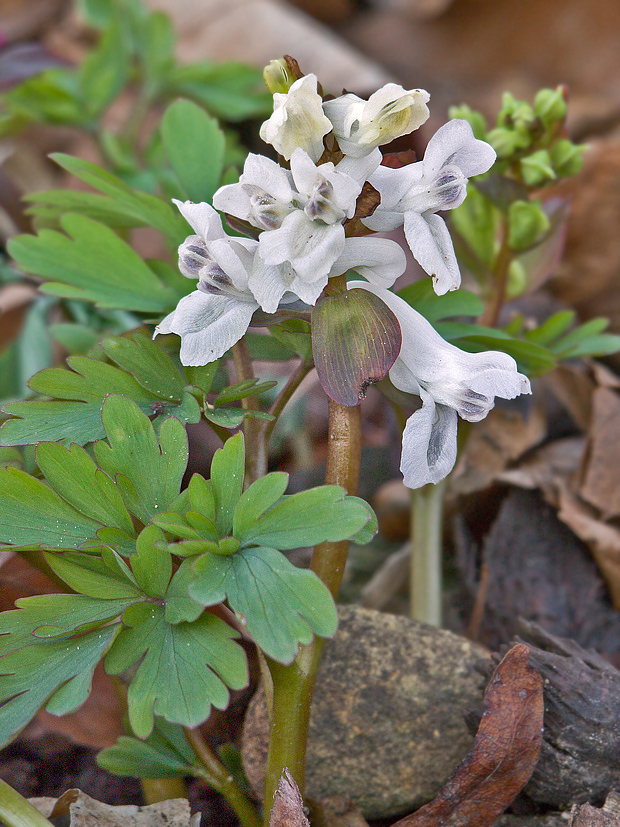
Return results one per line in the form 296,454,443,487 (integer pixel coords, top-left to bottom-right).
94,396,188,523
190,546,337,663
0,624,117,747
7,213,181,312
104,603,248,738
237,486,373,550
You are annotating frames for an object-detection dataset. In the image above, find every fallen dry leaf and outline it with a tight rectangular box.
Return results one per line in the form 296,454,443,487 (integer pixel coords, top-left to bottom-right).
580,387,620,519
390,644,543,827
558,487,620,610
497,436,585,506
32,790,199,827
451,402,547,495
270,770,310,827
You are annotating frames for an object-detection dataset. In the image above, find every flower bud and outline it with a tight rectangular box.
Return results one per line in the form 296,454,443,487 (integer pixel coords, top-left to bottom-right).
448,104,488,140
534,87,567,128
508,199,550,251
498,92,535,132
550,139,586,177
263,57,300,94
486,126,531,159
506,260,528,299
520,149,556,187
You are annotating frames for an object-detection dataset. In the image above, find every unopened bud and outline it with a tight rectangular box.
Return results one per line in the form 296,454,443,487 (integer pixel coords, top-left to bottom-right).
506,260,528,299
263,57,301,94
550,139,586,177
508,199,550,251
486,126,531,159
499,92,535,131
520,149,556,187
534,87,567,128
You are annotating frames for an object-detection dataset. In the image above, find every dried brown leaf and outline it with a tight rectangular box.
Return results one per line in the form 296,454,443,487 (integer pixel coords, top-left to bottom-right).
558,487,620,610
270,770,310,827
391,644,543,827
36,790,198,827
497,436,585,507
452,404,547,495
580,387,620,519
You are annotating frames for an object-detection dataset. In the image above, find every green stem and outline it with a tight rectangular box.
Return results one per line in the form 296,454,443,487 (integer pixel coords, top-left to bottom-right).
409,478,447,626
185,728,262,827
479,222,514,328
0,778,54,827
262,401,362,823
263,360,313,445
232,339,266,484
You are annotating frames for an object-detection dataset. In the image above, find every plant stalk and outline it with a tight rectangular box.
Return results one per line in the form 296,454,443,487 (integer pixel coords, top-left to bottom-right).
409,478,447,626
185,727,262,827
0,778,54,827
479,223,513,328
232,339,266,484
262,400,362,823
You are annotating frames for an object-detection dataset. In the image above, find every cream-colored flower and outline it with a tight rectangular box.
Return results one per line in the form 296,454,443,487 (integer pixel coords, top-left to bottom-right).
259,74,332,162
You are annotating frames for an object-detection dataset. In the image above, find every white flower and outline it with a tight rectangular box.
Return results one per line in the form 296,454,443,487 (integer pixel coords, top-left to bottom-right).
259,74,332,163
155,200,261,365
349,282,531,488
323,83,430,158
363,119,496,295
214,149,377,311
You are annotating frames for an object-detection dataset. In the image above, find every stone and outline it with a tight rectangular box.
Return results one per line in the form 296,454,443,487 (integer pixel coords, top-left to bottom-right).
241,605,489,819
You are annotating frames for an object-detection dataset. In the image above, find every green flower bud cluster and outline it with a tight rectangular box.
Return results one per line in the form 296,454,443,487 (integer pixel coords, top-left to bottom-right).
450,87,586,188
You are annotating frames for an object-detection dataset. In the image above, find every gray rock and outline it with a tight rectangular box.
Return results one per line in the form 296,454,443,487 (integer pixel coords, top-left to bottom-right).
241,605,489,819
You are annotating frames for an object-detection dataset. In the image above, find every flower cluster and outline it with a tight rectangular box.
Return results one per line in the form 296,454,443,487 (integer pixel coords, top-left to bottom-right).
157,68,530,487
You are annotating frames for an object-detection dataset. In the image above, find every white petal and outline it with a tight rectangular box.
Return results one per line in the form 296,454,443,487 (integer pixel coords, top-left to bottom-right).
207,236,256,291
155,290,257,365
249,258,291,314
322,93,364,137
258,211,345,282
173,200,225,241
404,211,461,294
369,161,424,215
259,74,332,163
400,393,458,488
290,149,361,220
350,282,531,419
423,119,496,179
331,236,406,287
336,148,382,184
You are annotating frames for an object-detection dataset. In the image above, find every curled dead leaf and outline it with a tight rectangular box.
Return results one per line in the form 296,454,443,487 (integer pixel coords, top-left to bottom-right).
390,644,543,827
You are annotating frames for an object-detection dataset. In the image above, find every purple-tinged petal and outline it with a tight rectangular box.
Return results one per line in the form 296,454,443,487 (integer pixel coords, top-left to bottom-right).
403,211,461,294
422,119,496,179
154,290,257,365
400,394,458,487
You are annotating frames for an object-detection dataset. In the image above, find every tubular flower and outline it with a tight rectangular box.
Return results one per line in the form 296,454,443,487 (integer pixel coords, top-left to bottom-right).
154,200,261,365
214,149,396,310
259,73,332,162
323,84,430,159
349,282,531,488
363,119,497,295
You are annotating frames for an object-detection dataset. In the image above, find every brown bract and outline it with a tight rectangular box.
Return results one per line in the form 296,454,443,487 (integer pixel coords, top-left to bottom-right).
269,770,310,827
391,644,543,827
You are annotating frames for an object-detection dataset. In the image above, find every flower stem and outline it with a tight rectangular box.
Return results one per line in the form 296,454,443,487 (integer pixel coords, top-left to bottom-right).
185,727,262,827
263,360,313,445
0,778,54,827
232,339,266,484
262,400,362,824
409,478,447,626
479,222,513,328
